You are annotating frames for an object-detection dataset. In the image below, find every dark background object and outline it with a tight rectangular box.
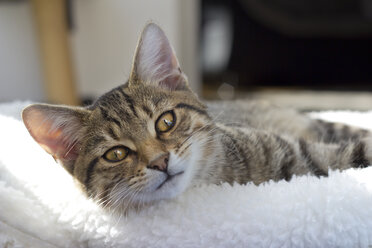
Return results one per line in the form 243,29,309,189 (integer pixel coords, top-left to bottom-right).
201,0,372,92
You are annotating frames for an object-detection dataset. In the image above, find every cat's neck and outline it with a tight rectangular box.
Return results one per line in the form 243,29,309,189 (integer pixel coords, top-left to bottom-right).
191,123,242,186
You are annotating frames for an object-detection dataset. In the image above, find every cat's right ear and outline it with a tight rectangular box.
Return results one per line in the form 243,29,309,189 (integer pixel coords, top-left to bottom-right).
22,104,89,173
129,23,188,91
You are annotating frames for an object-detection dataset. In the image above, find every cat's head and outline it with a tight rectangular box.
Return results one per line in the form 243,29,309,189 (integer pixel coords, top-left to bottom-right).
22,23,215,211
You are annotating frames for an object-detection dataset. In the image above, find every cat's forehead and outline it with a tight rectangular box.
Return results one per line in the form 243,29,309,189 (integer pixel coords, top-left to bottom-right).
88,84,172,132
93,84,172,113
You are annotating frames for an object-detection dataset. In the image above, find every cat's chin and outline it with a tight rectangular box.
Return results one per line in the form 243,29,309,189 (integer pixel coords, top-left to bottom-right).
139,169,192,203
155,171,184,191
135,156,195,203
132,184,181,205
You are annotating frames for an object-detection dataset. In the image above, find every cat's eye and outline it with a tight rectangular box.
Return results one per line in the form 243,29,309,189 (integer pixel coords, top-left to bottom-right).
103,146,129,162
156,111,176,133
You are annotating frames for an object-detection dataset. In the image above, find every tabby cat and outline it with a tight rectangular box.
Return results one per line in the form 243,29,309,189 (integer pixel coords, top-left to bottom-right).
22,23,372,212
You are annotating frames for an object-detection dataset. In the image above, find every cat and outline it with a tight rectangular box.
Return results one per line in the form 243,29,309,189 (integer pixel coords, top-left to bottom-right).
22,23,372,212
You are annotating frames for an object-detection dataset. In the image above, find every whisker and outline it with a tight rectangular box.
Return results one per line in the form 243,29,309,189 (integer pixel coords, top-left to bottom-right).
64,139,78,158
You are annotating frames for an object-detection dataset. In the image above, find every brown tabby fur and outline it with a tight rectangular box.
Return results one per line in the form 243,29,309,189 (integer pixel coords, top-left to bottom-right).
22,23,372,213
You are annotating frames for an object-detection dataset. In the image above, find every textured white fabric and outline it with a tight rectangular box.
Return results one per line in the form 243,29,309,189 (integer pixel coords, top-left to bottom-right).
1,102,372,248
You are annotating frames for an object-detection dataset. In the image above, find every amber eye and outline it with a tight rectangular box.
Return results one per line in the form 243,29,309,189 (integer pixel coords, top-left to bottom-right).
103,146,128,162
156,111,176,133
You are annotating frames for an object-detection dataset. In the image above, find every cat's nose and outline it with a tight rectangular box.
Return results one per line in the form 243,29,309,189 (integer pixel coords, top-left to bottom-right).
147,153,169,172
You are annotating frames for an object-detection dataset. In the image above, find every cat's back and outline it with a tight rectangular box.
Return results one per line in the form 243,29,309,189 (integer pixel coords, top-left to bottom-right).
206,99,315,138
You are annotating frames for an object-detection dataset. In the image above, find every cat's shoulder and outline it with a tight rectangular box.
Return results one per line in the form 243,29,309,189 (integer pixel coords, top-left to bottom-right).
206,99,280,124
206,99,278,113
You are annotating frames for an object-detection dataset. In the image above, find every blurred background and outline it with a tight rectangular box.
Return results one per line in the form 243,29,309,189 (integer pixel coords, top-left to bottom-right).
0,0,372,110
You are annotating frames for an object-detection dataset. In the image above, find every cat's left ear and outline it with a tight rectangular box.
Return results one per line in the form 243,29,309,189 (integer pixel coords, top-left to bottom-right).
129,23,188,91
22,104,89,174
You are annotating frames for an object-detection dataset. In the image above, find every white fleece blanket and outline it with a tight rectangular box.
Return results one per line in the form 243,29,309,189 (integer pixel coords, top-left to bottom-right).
2,102,372,248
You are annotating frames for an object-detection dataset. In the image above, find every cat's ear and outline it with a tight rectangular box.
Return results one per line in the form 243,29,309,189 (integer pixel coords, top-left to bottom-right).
22,104,89,173
129,23,187,90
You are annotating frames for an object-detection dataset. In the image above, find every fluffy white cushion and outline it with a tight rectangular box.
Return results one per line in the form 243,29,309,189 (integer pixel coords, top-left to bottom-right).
1,102,372,248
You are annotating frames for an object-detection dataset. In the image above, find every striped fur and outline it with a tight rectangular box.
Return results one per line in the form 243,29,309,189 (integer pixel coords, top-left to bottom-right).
22,23,372,213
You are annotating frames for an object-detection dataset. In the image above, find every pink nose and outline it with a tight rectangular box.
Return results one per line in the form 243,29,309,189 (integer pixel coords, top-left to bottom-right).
147,153,169,172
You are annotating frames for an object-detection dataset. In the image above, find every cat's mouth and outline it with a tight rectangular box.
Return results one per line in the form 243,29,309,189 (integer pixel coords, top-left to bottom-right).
156,171,184,190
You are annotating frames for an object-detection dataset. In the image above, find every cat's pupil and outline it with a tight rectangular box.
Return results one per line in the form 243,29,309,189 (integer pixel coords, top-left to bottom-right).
115,150,123,158
164,119,172,126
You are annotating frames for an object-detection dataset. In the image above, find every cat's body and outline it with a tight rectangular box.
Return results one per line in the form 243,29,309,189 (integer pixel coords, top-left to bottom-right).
22,23,372,213
206,100,370,186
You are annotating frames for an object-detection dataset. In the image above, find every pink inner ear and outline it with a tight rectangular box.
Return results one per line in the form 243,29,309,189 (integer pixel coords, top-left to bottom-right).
36,128,79,161
24,108,79,161
134,23,186,90
159,73,184,90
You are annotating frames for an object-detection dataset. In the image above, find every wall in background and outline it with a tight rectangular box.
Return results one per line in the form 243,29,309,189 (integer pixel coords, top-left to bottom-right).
0,0,200,103
71,0,200,99
0,2,44,102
